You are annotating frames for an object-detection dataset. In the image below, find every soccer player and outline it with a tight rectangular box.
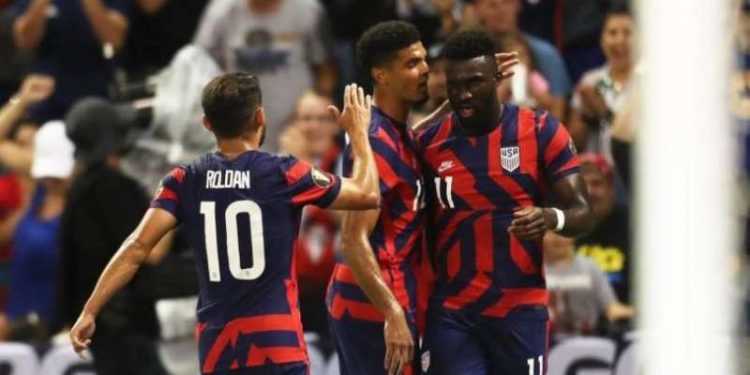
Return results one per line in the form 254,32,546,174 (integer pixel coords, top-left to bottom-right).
325,21,427,375
417,30,596,375
68,73,380,375
326,22,519,375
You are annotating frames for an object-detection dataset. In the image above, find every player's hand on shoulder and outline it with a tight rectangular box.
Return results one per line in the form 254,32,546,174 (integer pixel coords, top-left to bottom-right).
508,206,556,240
383,306,414,375
496,51,519,81
329,83,372,135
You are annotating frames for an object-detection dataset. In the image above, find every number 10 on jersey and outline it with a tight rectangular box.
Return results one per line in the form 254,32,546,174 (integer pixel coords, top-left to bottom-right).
200,201,266,282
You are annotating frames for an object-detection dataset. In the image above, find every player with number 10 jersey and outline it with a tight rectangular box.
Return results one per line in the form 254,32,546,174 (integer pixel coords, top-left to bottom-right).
68,75,380,375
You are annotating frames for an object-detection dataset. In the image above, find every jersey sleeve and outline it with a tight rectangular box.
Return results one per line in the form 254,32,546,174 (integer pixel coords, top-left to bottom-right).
151,167,186,222
342,135,400,197
279,156,342,208
536,111,580,184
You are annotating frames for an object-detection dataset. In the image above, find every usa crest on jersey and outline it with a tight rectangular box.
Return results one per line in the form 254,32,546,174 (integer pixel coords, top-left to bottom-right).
500,146,520,172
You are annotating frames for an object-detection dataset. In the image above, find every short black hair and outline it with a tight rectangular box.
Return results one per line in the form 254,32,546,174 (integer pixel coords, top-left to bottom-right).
201,72,262,138
442,29,496,61
356,21,421,72
604,4,632,24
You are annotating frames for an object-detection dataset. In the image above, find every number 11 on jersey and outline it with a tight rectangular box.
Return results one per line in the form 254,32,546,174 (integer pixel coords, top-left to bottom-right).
527,355,543,375
200,200,266,282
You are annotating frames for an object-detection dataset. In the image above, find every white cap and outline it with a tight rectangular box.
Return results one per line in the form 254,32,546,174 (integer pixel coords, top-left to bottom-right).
31,121,75,179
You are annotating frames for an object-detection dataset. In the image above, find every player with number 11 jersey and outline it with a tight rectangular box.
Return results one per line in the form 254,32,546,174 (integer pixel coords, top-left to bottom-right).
417,31,595,375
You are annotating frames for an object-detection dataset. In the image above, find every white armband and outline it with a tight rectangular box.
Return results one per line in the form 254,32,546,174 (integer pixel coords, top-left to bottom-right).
551,208,565,232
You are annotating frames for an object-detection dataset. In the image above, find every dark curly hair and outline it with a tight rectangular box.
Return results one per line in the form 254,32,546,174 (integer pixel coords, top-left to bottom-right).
201,72,262,138
356,21,421,73
442,29,496,62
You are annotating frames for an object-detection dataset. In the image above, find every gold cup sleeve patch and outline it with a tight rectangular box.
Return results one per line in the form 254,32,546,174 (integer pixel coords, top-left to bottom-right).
311,167,332,187
568,138,578,154
153,184,164,199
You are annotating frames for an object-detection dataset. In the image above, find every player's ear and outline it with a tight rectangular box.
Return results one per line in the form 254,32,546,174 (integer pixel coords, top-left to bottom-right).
202,115,213,132
254,107,266,130
372,67,389,86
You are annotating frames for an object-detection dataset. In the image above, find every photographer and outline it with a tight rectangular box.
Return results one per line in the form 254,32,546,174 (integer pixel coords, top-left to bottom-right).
55,97,169,375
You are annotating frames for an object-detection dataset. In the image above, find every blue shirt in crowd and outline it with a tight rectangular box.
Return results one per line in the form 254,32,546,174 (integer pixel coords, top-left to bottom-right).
526,33,572,98
7,187,61,322
12,0,130,121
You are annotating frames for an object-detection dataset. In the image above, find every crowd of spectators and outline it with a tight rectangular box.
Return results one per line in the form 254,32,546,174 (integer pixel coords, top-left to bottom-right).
0,0,746,373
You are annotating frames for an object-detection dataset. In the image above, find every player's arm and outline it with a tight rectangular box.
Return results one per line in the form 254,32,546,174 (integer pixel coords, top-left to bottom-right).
68,208,177,356
327,84,380,210
510,113,595,240
509,168,594,241
339,208,413,375
547,173,596,237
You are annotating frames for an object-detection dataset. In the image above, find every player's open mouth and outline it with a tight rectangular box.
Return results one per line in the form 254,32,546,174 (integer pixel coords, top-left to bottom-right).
459,108,475,117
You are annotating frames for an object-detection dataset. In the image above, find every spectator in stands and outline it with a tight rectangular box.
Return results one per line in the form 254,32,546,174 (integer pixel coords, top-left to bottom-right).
11,0,130,121
122,0,210,80
319,0,394,97
544,231,634,338
0,75,53,313
574,153,632,304
496,32,563,119
279,91,337,163
0,121,74,342
0,172,21,313
0,4,31,102
425,44,448,111
609,82,637,194
736,0,750,69
410,42,447,125
401,0,465,48
519,0,629,84
0,75,52,179
475,0,571,112
567,8,636,157
55,98,169,375
517,0,555,44
734,1,750,178
194,0,336,152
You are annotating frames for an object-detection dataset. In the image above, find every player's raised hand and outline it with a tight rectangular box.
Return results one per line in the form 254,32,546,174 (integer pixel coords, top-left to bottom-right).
508,206,554,240
383,307,413,375
496,52,519,80
69,312,95,360
329,83,372,135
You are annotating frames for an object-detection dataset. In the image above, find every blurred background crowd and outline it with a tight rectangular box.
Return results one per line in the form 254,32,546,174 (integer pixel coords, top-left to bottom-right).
0,0,746,373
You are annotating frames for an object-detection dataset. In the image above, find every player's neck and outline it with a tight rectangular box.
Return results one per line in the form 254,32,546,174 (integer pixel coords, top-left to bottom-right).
457,102,503,136
216,135,260,160
373,89,410,125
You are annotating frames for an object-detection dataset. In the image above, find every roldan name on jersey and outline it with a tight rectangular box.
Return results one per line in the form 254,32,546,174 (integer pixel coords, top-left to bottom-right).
206,170,251,189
